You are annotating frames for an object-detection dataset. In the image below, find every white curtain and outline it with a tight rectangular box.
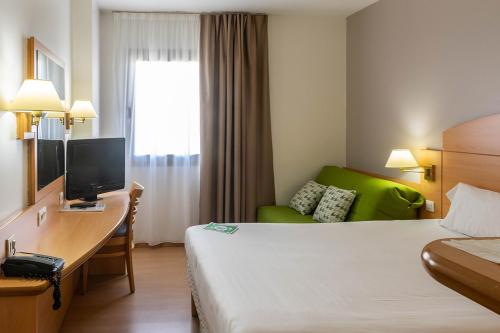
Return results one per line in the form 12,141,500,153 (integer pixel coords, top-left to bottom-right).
105,12,200,244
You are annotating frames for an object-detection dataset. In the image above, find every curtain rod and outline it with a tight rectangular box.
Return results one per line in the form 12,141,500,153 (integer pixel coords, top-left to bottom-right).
111,10,200,14
110,10,266,15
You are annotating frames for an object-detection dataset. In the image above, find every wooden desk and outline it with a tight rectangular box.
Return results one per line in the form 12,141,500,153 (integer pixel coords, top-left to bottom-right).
421,238,500,315
0,190,129,332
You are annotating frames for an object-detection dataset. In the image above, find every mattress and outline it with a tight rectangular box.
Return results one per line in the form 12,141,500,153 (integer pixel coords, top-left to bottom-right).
185,220,500,333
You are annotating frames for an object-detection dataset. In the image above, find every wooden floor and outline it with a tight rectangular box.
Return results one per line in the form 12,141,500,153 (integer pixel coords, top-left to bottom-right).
61,247,200,333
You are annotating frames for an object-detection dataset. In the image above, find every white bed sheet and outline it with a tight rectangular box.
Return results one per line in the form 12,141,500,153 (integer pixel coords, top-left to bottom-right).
185,220,500,333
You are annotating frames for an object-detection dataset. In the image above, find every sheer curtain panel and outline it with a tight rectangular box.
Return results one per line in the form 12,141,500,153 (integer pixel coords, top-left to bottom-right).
105,13,200,244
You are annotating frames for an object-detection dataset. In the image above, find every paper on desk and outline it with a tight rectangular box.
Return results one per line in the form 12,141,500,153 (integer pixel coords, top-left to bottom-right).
443,239,500,264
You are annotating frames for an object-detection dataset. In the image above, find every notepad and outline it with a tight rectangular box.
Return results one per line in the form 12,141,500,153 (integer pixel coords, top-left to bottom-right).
204,223,239,234
442,239,500,264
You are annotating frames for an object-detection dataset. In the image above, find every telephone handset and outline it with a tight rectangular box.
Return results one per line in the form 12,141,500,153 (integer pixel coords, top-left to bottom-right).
1,252,64,310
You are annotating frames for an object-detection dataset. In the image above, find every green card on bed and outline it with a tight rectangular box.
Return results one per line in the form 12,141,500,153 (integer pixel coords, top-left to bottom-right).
204,223,239,234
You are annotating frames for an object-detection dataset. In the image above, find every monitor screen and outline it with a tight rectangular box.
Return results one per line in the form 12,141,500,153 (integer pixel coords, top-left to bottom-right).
66,138,125,201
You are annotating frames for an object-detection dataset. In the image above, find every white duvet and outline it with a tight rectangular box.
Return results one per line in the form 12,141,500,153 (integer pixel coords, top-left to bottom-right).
185,220,500,333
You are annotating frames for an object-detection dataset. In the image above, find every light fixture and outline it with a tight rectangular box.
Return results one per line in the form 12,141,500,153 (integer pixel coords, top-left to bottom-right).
45,110,68,126
9,79,65,126
385,149,435,181
69,100,97,124
45,100,97,129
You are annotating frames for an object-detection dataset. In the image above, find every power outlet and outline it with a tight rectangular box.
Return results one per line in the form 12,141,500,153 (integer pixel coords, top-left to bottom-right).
5,235,16,257
38,206,47,226
425,200,435,213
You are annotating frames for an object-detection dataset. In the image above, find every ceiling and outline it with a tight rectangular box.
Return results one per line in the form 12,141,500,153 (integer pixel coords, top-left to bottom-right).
96,0,378,17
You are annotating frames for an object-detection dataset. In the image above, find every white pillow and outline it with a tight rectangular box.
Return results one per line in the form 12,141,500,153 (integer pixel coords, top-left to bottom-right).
440,182,500,237
446,184,459,202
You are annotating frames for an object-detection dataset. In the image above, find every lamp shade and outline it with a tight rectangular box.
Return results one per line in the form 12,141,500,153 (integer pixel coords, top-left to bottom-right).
385,149,419,168
9,79,65,112
70,100,97,119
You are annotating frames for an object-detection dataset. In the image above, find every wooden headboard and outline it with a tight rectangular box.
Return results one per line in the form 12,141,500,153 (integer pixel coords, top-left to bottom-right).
442,114,500,216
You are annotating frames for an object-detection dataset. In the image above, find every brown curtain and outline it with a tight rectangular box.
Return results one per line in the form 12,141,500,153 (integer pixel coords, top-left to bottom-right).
199,13,275,224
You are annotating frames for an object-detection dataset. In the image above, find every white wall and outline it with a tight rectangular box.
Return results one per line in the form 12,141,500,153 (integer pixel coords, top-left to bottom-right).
99,11,113,137
268,15,346,204
70,0,100,139
0,0,71,222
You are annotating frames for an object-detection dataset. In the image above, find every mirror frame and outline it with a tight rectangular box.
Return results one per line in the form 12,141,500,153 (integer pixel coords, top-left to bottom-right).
26,37,66,205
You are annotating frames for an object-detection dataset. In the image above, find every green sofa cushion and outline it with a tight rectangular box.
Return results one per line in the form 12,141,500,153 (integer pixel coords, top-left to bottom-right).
257,206,316,223
314,166,424,221
257,166,425,223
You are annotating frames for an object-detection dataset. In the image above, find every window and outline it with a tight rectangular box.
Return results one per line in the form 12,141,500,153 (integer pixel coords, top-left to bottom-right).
134,61,200,156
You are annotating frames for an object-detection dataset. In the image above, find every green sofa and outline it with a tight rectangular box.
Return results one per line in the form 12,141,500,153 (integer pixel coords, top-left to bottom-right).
258,166,425,223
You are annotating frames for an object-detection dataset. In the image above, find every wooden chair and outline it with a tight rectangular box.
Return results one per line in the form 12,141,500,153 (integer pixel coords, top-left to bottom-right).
81,182,145,294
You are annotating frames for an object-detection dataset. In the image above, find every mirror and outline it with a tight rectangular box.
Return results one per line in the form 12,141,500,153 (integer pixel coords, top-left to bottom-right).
27,37,66,203
37,130,65,191
36,50,65,100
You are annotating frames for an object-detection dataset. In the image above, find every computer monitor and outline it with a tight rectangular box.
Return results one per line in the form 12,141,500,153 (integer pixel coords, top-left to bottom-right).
66,138,125,201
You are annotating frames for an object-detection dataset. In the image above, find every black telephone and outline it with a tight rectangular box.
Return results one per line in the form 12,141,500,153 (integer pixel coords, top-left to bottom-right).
1,252,64,310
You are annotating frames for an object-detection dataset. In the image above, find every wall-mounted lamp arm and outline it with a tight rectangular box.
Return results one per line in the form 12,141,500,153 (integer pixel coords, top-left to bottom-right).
399,165,435,181
385,149,435,182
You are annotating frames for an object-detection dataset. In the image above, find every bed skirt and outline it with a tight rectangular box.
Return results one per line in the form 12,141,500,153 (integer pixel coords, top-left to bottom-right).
186,261,210,333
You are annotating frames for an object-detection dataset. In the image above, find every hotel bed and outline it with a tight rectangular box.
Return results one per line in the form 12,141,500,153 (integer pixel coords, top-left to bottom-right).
185,220,500,333
186,115,500,332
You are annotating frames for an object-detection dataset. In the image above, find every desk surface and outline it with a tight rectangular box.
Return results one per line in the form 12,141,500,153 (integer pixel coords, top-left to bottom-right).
0,191,129,296
421,238,500,315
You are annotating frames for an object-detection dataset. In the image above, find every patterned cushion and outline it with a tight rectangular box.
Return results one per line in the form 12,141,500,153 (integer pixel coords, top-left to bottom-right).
289,181,328,215
313,186,357,223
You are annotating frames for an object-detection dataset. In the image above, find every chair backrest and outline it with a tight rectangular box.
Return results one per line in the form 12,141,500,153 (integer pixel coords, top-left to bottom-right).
126,182,144,236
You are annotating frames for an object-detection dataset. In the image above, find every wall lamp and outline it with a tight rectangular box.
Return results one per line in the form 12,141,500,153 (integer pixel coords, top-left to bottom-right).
385,149,435,181
46,100,97,129
9,79,65,127
68,100,97,125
